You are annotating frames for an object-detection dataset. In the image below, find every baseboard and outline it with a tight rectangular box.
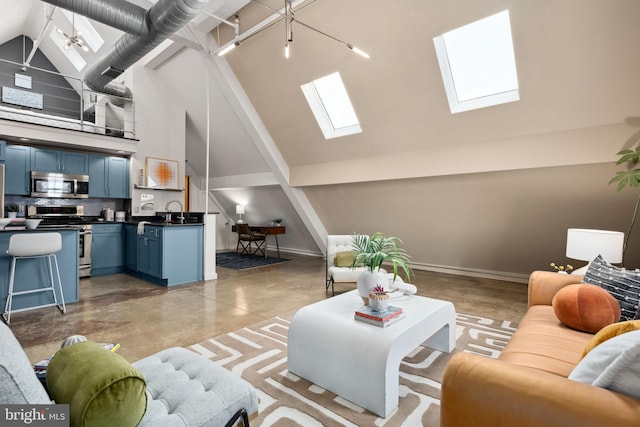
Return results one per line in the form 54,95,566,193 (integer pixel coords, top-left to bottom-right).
408,262,529,284
273,247,324,258
219,246,529,283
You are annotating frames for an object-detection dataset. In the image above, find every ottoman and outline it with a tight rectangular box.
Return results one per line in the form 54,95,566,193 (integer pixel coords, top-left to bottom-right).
133,347,258,427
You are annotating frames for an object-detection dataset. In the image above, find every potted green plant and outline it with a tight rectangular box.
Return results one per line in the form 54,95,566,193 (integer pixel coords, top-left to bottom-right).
351,232,412,305
5,203,19,219
609,146,640,262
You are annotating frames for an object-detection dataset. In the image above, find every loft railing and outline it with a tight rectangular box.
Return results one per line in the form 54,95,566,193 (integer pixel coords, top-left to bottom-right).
0,58,135,139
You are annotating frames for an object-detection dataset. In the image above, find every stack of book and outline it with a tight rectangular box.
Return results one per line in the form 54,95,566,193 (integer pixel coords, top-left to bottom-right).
354,305,404,327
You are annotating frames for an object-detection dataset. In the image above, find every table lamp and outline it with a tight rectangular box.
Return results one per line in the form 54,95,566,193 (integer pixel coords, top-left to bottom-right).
236,205,245,223
566,228,624,275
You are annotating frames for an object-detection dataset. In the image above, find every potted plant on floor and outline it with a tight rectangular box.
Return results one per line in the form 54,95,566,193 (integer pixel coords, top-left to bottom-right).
351,232,412,305
5,203,19,219
609,146,640,263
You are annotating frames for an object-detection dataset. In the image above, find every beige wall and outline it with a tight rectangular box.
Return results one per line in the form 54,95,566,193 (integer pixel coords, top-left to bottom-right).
215,0,640,279
304,162,640,278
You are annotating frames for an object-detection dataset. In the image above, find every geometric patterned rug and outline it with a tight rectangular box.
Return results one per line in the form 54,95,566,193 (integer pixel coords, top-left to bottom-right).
188,311,517,426
216,251,291,270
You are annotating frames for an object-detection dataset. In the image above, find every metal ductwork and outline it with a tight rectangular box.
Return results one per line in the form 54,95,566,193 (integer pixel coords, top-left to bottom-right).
42,0,209,99
41,0,149,37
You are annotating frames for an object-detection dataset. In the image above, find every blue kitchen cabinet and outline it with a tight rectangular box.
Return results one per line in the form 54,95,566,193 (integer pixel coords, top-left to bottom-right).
137,226,162,278
5,145,31,195
107,156,129,198
135,225,203,286
0,140,6,162
31,147,88,174
91,223,125,276
89,155,129,198
124,225,138,271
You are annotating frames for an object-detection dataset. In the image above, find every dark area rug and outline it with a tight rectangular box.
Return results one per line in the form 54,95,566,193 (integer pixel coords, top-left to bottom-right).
216,251,291,270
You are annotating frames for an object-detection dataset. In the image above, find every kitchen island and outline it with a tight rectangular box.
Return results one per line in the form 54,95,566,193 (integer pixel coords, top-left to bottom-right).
127,222,204,286
0,227,79,313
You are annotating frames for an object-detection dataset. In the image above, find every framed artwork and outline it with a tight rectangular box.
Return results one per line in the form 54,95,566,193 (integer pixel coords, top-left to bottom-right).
146,157,179,188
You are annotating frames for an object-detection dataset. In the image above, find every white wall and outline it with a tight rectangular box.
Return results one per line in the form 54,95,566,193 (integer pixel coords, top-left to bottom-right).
127,65,187,217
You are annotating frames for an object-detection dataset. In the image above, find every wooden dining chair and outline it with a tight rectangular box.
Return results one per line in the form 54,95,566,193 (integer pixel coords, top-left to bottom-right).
235,223,267,258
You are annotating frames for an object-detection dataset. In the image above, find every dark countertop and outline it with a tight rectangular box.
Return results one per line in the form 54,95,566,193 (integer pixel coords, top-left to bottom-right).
1,225,82,232
121,221,203,227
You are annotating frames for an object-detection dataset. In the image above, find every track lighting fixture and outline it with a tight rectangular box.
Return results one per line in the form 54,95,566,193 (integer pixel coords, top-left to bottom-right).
211,0,370,60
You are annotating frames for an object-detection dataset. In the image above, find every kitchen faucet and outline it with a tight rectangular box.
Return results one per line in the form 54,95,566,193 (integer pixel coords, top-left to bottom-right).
165,200,184,224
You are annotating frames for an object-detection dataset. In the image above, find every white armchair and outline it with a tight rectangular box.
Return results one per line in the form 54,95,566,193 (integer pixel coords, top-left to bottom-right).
326,235,368,295
326,234,417,297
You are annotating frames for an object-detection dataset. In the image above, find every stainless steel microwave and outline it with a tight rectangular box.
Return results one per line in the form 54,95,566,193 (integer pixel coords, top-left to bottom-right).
31,171,89,199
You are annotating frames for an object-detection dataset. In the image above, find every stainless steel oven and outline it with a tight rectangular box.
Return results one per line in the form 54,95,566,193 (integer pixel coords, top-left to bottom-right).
78,224,92,277
27,205,92,277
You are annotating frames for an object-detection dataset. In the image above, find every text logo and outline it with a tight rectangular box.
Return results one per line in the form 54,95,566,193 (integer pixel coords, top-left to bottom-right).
0,405,68,426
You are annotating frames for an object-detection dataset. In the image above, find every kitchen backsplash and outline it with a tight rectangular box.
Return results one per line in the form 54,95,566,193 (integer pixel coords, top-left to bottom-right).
5,195,128,217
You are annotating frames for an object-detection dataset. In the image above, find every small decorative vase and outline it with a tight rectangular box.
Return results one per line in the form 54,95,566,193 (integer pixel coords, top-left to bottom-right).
369,292,389,312
357,269,389,305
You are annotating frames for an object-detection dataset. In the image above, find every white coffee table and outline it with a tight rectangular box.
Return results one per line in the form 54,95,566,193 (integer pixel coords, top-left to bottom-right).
287,289,456,418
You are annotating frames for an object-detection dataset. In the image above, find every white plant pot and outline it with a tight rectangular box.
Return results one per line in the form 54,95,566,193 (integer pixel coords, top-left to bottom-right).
357,269,389,305
369,296,389,312
7,212,17,219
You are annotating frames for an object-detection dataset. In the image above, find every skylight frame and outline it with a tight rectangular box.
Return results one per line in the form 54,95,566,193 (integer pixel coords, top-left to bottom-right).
433,10,519,114
301,72,362,140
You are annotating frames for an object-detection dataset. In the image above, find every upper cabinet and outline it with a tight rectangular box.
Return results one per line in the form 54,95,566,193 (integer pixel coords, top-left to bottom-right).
5,145,31,195
89,155,130,199
4,144,130,198
31,147,88,175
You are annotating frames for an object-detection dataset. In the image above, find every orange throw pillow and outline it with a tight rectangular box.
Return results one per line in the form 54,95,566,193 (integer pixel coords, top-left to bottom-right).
552,284,621,333
580,320,640,360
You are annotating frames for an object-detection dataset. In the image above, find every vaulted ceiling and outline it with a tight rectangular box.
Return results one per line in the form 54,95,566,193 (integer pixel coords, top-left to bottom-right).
2,0,640,275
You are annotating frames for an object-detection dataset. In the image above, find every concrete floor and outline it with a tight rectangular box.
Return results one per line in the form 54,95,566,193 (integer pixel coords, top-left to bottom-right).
7,253,529,364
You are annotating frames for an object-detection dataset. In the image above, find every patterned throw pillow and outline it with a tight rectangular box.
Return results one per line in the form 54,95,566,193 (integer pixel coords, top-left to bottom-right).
583,255,640,321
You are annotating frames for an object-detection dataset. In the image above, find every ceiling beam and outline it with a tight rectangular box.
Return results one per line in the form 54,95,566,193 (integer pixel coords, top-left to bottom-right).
24,5,57,66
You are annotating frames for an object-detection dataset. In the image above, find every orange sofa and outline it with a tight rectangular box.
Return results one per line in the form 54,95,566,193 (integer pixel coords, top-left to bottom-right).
441,271,640,427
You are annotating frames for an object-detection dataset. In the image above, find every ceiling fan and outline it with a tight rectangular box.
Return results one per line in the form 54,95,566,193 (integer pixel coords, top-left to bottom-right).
57,12,88,52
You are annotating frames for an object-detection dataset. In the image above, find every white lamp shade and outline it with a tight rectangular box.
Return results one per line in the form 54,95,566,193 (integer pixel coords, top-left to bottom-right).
566,228,624,263
235,205,245,215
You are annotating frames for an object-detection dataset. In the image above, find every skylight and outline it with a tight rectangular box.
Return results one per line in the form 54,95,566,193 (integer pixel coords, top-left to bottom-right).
301,72,362,139
433,10,519,114
49,28,86,72
61,10,104,53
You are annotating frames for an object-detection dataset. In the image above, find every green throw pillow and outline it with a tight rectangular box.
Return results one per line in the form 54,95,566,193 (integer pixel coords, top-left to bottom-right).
334,250,363,267
47,341,147,427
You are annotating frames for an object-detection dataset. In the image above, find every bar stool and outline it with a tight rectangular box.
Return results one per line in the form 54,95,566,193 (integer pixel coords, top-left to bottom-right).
3,232,66,324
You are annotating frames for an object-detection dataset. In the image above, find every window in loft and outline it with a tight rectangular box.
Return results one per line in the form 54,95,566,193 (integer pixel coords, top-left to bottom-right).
61,10,104,53
301,72,362,139
433,10,519,114
49,28,86,72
